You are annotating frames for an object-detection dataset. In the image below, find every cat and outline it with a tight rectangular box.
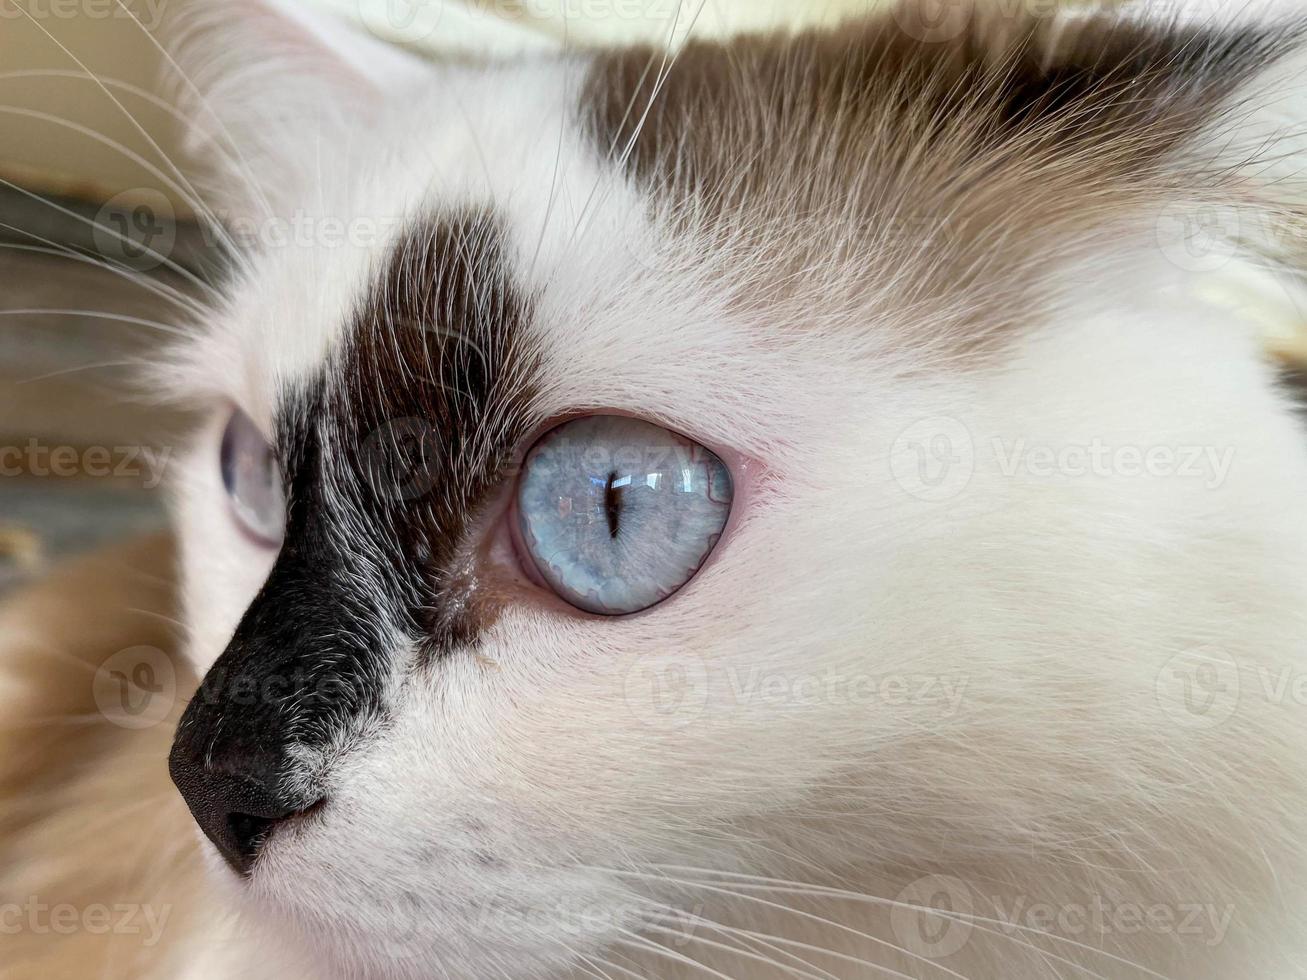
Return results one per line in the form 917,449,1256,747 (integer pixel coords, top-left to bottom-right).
12,0,1307,977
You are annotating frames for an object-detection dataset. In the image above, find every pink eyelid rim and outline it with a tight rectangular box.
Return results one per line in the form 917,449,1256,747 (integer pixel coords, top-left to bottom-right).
494,411,762,619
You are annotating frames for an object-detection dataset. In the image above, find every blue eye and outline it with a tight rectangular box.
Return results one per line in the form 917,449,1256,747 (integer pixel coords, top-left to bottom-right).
220,408,285,547
516,415,733,615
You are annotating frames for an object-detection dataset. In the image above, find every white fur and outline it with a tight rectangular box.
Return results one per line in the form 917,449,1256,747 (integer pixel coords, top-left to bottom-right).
165,3,1307,978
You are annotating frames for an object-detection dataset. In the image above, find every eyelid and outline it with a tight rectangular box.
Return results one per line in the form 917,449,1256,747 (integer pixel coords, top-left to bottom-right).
512,407,748,477
218,398,277,444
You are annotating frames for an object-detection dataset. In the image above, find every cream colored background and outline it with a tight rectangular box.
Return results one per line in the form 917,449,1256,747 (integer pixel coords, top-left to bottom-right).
0,0,881,211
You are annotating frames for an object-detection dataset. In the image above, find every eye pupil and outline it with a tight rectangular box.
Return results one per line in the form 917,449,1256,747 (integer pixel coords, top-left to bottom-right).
604,471,621,540
516,415,733,615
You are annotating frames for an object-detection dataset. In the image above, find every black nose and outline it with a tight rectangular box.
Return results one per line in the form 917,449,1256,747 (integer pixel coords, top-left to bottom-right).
168,735,316,876
169,438,388,876
167,556,375,876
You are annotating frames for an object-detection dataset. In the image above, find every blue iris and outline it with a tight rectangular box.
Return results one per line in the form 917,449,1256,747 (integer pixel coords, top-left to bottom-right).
220,407,285,546
517,415,733,615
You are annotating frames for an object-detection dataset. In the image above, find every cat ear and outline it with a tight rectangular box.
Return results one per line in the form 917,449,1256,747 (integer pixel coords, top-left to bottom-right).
163,0,433,220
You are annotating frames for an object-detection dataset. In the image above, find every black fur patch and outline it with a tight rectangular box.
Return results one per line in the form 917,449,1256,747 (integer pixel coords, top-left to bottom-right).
170,210,538,871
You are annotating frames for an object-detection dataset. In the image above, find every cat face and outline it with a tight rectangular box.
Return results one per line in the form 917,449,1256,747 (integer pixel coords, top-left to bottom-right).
163,3,1307,977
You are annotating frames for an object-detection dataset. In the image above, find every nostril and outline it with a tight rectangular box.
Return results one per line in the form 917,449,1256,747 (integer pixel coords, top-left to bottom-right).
227,811,282,867
168,732,324,877
200,798,320,877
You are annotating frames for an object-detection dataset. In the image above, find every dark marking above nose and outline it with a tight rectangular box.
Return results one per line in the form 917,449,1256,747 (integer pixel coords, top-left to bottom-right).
306,208,540,645
170,209,541,873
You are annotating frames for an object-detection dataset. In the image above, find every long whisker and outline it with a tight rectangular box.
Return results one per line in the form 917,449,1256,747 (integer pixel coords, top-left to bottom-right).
647,865,1167,980
557,862,969,980
569,863,1151,980
523,0,575,288
0,172,221,301
641,922,834,980
623,897,846,980
0,228,209,321
4,0,243,260
612,929,737,980
553,937,642,980
0,104,234,265
17,359,145,384
562,0,709,264
0,67,255,275
713,923,892,980
0,308,187,338
110,0,276,224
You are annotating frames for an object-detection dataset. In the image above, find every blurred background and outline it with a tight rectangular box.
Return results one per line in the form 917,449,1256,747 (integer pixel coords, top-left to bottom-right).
1,0,1305,594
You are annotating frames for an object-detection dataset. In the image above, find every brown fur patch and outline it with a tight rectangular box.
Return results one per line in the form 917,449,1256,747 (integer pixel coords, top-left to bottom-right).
582,3,1299,353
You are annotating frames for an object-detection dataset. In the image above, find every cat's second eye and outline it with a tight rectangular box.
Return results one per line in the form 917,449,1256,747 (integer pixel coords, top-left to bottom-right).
220,408,285,547
515,415,733,615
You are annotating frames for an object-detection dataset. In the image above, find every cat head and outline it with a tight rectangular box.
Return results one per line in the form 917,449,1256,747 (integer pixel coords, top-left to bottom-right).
162,2,1307,976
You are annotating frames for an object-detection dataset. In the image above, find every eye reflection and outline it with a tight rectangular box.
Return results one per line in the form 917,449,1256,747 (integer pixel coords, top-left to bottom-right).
516,415,733,615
